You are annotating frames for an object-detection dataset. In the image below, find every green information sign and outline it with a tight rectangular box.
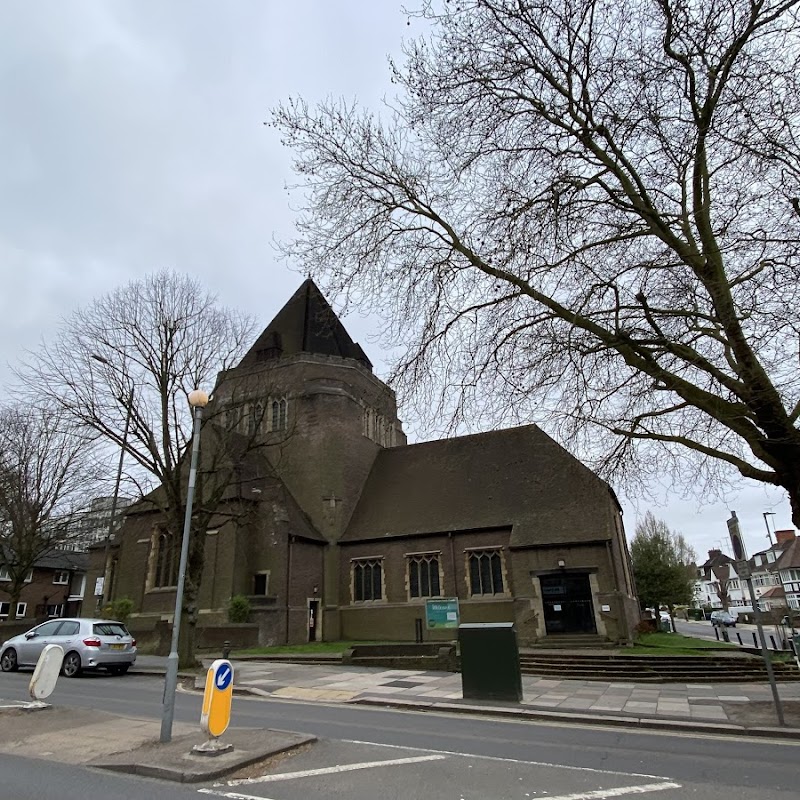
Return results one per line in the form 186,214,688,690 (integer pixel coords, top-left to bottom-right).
425,598,460,629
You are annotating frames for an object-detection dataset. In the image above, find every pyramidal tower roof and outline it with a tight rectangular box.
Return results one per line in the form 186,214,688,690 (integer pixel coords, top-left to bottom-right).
238,279,373,370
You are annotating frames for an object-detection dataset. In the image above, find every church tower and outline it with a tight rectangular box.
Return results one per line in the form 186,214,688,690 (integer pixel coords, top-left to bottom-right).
212,279,406,543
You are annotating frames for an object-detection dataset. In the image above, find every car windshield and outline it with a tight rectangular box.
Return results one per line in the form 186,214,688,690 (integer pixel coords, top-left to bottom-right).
93,623,129,637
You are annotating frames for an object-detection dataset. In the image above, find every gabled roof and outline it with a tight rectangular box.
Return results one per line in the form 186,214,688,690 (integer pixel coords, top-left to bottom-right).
341,424,620,547
700,550,736,581
113,437,326,545
776,537,800,570
237,279,372,370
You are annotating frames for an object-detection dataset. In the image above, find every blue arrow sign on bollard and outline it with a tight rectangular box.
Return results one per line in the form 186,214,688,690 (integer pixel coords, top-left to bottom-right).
215,663,232,691
199,658,234,742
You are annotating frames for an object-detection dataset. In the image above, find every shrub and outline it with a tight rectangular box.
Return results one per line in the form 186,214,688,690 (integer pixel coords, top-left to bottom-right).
102,597,134,623
634,619,657,638
228,595,251,624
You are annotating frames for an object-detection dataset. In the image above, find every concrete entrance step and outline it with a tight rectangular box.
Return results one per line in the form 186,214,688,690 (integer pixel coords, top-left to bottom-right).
518,652,800,682
530,634,613,648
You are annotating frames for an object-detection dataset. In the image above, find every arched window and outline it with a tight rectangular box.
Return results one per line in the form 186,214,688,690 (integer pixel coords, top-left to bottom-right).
467,549,505,595
153,531,178,588
271,397,287,431
352,558,384,602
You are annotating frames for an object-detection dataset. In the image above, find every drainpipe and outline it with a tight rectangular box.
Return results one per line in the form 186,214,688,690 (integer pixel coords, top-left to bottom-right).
285,535,294,643
448,532,457,596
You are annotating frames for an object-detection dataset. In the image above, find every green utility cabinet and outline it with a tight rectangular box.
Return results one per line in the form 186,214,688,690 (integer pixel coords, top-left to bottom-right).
458,622,523,703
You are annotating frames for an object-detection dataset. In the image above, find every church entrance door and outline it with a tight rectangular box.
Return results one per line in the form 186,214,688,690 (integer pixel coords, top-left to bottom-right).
540,574,597,634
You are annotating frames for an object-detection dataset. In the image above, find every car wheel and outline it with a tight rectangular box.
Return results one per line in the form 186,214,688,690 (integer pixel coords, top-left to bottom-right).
0,648,18,672
61,651,82,678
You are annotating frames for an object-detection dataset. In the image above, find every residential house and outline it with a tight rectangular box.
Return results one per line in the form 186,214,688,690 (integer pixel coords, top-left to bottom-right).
0,549,88,624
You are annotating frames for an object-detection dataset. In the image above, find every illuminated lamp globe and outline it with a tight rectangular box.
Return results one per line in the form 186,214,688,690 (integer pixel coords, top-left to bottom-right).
188,389,209,408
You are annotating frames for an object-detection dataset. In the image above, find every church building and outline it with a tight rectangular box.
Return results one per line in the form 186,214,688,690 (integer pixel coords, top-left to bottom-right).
99,280,640,647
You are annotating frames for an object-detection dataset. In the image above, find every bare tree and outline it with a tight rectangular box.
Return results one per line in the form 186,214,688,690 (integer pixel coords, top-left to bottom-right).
0,405,100,614
272,1,800,523
19,270,260,665
710,566,733,612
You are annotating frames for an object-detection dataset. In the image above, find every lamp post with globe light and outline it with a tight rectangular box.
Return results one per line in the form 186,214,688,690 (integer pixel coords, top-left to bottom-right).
90,353,134,614
160,388,209,743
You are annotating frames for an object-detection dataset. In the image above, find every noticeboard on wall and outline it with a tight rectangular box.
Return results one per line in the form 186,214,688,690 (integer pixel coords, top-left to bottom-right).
425,598,460,629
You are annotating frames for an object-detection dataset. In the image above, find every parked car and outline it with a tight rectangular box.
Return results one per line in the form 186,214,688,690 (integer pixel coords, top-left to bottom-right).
0,618,136,677
710,610,737,627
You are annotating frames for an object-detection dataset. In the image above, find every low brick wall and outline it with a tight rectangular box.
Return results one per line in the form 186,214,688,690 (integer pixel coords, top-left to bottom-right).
195,624,259,652
343,643,459,672
0,621,30,641
128,620,260,655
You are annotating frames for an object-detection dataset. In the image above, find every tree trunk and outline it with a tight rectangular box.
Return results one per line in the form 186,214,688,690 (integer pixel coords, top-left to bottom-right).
178,579,200,669
783,478,800,532
8,586,22,621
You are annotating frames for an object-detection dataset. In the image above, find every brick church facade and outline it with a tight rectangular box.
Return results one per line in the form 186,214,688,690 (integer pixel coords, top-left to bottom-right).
94,280,639,646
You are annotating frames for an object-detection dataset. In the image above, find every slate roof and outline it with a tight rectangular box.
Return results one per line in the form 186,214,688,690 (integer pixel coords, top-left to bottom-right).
117,450,326,545
776,537,800,570
342,424,620,547
0,545,88,571
237,279,372,370
34,549,89,571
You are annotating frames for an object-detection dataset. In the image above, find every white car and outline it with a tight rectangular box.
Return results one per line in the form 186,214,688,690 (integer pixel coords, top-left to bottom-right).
0,617,136,677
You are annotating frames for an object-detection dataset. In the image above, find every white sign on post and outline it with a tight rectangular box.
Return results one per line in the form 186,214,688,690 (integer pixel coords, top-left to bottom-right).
27,644,64,708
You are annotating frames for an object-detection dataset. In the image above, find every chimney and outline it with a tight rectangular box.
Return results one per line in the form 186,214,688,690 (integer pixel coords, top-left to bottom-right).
775,529,796,545
708,549,722,559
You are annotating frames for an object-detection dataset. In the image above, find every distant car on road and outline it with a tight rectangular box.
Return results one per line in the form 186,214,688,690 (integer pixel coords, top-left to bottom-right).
710,610,737,627
0,618,136,677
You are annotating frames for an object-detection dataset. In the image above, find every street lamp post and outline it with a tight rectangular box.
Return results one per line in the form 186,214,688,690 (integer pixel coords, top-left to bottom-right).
160,388,209,743
763,511,775,546
90,353,133,614
95,394,133,614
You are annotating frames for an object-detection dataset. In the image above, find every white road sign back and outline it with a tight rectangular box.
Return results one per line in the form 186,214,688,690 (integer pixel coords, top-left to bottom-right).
29,644,64,702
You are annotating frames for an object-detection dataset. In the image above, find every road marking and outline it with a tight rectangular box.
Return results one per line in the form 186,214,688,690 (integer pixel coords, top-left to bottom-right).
222,754,446,787
342,739,671,780
530,784,681,799
199,791,275,800
197,776,681,800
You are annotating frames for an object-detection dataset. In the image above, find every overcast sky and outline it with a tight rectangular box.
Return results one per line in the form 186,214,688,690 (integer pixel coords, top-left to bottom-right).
0,1,792,559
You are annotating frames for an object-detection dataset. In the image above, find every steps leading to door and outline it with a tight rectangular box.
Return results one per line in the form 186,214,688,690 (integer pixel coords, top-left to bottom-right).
519,652,800,682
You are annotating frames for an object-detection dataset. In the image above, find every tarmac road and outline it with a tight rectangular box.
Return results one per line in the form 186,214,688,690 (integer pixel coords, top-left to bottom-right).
2,670,800,799
0,752,203,800
673,617,791,646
